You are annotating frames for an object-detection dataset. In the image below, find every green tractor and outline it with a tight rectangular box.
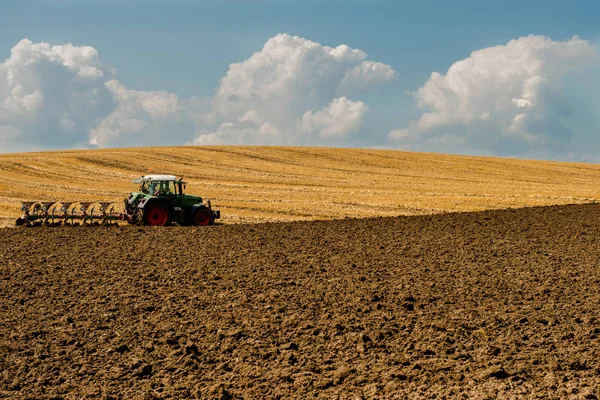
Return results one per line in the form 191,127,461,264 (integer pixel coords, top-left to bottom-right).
124,175,220,226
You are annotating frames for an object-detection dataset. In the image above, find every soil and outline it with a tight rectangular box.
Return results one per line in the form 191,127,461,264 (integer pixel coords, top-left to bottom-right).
1,204,600,399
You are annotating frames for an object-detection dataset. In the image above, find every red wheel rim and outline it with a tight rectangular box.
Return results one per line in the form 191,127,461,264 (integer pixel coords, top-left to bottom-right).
148,206,168,226
194,210,210,226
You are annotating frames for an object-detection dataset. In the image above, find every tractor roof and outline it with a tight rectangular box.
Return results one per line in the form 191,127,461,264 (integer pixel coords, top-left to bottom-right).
133,175,179,183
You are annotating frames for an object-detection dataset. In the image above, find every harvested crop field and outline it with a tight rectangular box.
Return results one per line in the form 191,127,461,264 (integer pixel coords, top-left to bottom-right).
2,204,600,399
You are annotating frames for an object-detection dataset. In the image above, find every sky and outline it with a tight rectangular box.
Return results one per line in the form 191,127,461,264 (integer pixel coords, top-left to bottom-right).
0,0,598,161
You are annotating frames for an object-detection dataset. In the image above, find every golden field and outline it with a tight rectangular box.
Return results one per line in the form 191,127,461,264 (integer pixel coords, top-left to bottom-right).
1,146,600,226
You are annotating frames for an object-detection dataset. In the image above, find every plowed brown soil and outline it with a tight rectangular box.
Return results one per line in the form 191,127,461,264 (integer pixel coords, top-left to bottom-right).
2,204,600,399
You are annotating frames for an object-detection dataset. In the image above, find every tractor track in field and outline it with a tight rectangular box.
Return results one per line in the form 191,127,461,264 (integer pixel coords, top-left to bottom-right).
1,204,600,398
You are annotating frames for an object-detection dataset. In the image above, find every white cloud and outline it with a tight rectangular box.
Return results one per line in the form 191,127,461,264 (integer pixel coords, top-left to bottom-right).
191,121,285,146
192,33,395,146
195,96,369,146
1,35,395,151
89,80,195,147
299,97,368,139
0,39,201,151
339,61,397,93
389,35,599,156
3,34,596,159
0,38,113,150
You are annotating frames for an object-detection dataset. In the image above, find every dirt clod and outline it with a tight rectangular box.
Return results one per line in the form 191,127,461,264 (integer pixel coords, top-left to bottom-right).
115,344,130,354
135,364,153,378
489,369,510,380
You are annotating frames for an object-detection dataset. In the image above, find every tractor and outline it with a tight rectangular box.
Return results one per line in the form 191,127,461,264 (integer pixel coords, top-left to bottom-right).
124,175,220,226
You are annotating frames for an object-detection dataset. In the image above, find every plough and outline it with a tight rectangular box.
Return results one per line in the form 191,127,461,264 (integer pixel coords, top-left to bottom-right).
16,201,122,226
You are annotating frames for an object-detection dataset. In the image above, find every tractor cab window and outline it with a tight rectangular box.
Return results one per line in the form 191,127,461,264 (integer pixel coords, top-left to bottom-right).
163,181,176,195
147,181,176,196
140,181,149,194
148,182,160,196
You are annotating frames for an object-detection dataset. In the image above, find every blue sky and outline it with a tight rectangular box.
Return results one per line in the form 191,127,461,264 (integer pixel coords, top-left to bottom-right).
0,0,598,160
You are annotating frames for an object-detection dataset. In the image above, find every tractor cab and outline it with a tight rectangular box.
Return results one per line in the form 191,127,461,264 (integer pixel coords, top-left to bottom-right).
132,175,188,202
135,174,177,194
147,179,174,196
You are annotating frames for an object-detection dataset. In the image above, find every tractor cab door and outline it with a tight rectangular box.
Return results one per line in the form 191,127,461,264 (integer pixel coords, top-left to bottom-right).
168,180,183,206
176,182,186,205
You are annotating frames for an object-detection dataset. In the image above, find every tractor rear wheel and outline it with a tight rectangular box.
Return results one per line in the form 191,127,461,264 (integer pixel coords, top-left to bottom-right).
144,204,172,226
193,208,212,226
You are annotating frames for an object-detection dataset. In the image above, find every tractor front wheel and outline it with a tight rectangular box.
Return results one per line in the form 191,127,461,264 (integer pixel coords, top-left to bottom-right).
193,208,212,226
144,204,172,226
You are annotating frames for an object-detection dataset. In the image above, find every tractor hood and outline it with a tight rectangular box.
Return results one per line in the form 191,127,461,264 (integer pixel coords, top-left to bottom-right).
182,194,202,206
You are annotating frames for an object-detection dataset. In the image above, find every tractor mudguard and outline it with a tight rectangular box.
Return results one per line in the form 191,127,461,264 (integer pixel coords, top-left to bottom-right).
138,198,172,213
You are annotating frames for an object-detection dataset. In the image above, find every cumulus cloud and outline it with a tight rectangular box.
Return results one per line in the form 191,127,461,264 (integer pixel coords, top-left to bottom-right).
0,34,395,151
0,39,114,151
299,97,368,139
89,80,196,147
191,33,395,145
389,35,599,156
3,34,596,159
339,61,397,93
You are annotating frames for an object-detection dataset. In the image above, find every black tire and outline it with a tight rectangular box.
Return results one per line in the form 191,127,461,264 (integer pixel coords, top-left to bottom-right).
143,203,172,226
192,208,213,226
